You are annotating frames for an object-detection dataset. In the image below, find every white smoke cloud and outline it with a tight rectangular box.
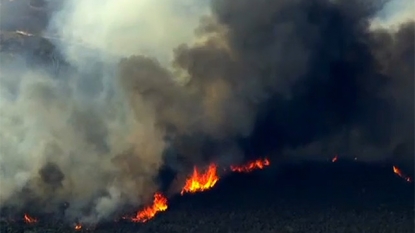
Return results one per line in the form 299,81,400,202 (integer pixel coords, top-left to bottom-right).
370,0,415,30
49,0,209,64
0,0,209,223
0,62,149,221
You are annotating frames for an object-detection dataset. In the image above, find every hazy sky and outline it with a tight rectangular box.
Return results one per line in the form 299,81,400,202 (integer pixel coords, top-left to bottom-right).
379,0,414,19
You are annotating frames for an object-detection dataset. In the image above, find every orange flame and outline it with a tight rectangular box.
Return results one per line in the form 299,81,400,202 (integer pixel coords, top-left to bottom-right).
130,158,271,223
23,214,37,224
230,158,270,173
331,155,338,162
181,164,219,195
132,192,168,223
393,166,412,182
74,224,82,231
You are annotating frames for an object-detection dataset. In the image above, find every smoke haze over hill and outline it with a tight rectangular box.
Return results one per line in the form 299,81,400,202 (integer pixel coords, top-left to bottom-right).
0,0,413,223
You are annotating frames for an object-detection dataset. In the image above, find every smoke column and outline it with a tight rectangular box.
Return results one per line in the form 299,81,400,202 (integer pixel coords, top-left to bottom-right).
0,0,413,223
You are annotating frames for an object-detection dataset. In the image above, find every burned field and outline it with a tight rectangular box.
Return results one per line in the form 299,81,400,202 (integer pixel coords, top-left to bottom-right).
2,160,413,233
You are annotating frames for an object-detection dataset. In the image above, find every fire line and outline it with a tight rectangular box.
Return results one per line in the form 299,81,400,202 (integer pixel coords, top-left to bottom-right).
23,214,37,224
22,158,272,225
131,192,168,223
132,158,271,222
392,166,412,182
181,163,220,195
230,158,270,173
21,159,413,225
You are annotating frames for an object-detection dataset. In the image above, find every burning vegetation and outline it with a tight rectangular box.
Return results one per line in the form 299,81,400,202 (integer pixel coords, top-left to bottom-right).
10,158,412,233
0,0,413,231
12,158,413,227
392,166,412,183
131,193,168,223
230,158,270,173
132,158,271,222
180,164,220,195
74,224,82,231
124,158,413,224
23,214,37,224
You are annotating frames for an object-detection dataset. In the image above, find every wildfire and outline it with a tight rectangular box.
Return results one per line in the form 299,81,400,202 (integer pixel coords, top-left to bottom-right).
20,159,272,224
331,155,338,162
392,166,412,182
23,214,37,224
131,192,168,223
181,164,219,195
230,158,270,173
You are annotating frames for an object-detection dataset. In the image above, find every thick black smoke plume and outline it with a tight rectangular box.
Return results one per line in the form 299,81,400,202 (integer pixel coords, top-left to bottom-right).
120,0,414,167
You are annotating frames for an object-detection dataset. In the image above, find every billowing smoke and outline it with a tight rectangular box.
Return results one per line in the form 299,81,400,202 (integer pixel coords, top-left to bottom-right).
0,0,207,222
0,0,413,224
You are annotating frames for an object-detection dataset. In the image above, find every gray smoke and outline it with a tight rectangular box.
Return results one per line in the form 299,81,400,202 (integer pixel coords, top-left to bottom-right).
0,0,413,224
118,0,414,165
0,0,207,223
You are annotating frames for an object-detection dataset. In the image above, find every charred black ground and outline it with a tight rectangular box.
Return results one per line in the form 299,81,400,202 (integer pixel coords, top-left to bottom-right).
1,161,414,233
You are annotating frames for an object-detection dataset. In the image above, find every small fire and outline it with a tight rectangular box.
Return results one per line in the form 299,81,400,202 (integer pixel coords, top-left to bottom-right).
23,214,37,224
181,164,219,195
392,166,412,182
132,192,168,223
74,224,82,231
230,158,270,173
331,155,338,162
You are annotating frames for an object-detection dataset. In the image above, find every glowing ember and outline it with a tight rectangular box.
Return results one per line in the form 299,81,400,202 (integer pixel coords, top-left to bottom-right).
74,224,82,230
23,214,37,224
181,164,219,195
230,158,270,173
132,192,168,223
392,166,412,182
331,155,338,162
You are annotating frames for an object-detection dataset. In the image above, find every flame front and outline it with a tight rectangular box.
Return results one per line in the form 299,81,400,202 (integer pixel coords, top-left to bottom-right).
230,158,270,173
132,192,168,223
16,159,413,226
331,155,338,162
181,164,219,195
393,166,412,182
23,214,37,224
20,160,271,224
